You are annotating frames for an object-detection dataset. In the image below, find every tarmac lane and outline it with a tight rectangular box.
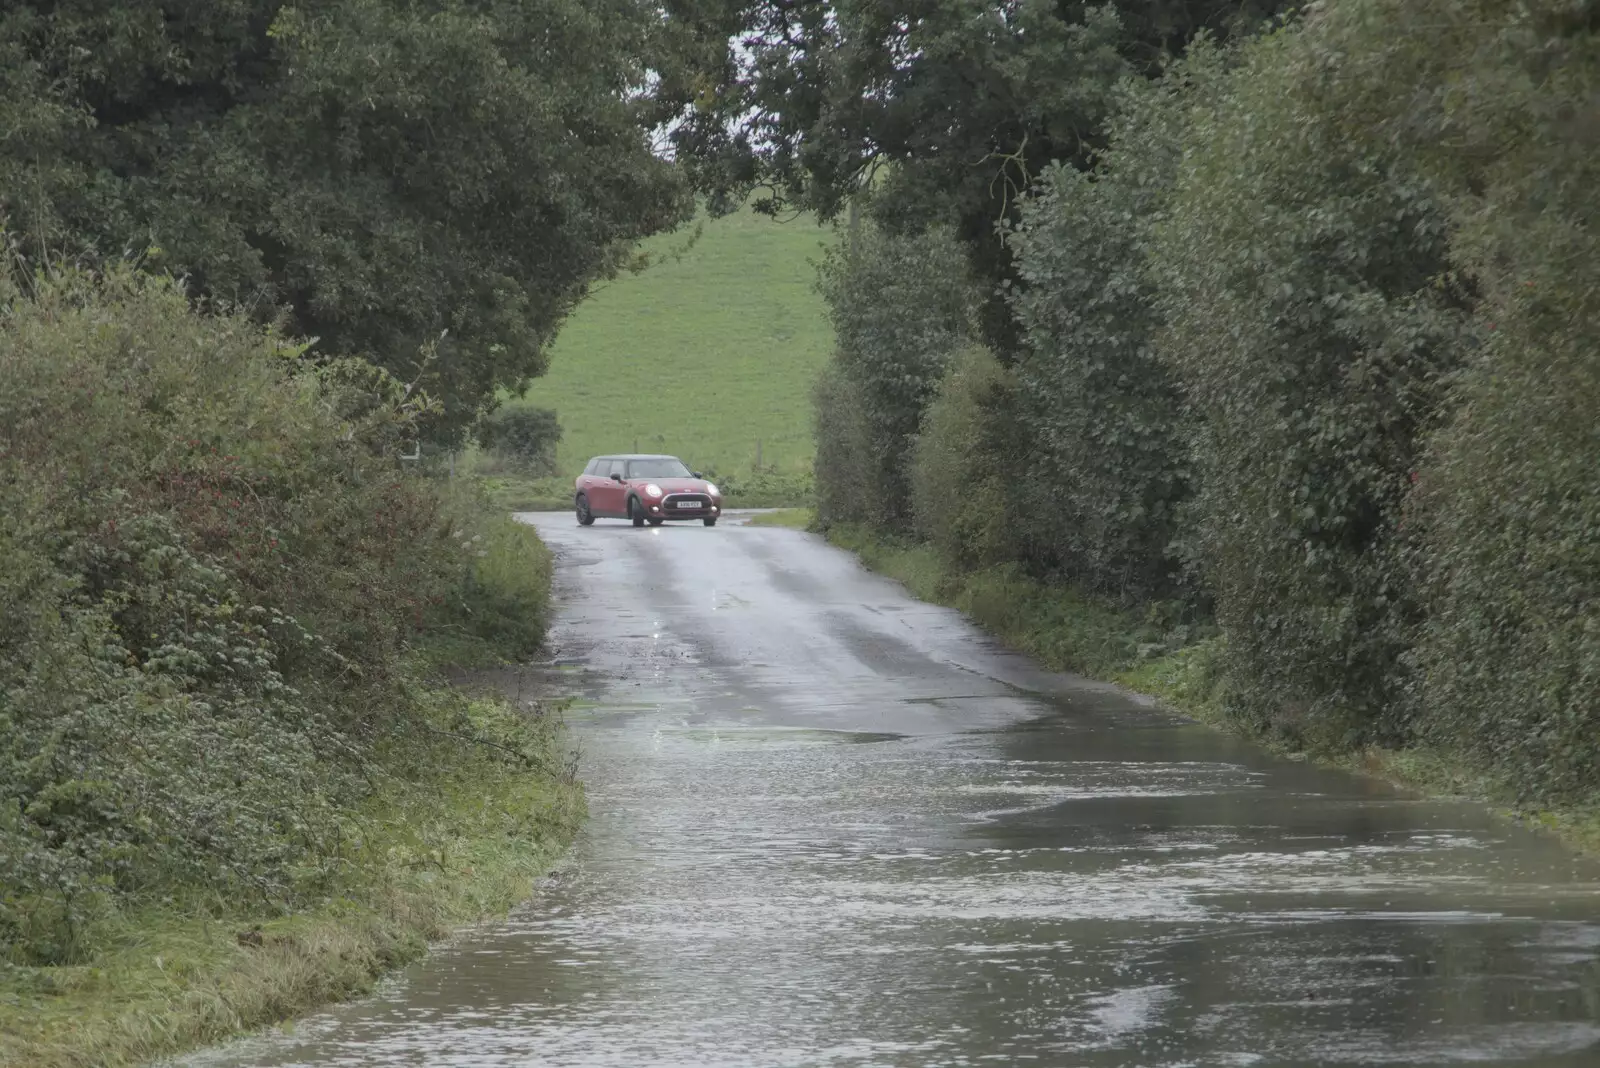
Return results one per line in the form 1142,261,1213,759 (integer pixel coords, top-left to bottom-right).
181,511,1600,1068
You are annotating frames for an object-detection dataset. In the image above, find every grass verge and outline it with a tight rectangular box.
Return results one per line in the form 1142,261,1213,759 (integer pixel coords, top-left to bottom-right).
741,508,814,528
0,697,582,1068
476,472,574,513
822,522,1600,856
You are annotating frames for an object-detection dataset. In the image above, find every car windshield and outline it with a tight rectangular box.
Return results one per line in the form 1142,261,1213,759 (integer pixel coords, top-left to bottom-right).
626,458,691,479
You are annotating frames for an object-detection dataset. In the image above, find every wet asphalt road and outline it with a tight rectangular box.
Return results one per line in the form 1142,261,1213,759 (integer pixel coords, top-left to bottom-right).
187,512,1600,1067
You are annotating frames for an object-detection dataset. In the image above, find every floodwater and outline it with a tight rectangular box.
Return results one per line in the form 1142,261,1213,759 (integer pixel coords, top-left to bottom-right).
183,513,1600,1067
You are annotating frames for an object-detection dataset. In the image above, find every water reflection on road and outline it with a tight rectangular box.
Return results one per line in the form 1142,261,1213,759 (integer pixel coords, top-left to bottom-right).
184,514,1600,1067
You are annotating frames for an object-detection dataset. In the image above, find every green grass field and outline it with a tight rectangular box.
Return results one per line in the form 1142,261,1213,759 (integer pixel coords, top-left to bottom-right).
503,205,835,482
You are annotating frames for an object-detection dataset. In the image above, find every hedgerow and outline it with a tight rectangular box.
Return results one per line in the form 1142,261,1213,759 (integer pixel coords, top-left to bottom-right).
1148,24,1469,749
810,362,875,529
1006,61,1218,601
0,266,556,967
809,0,1598,811
910,346,1030,570
1291,0,1600,801
812,225,979,533
478,406,563,477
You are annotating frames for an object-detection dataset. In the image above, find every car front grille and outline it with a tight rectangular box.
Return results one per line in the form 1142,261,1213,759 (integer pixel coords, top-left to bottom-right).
662,493,711,511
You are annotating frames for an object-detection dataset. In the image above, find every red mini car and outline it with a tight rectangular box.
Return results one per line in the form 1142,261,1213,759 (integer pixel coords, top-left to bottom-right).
574,454,723,527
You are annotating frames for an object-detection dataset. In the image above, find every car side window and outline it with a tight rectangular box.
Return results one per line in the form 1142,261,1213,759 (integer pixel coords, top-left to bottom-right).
605,459,624,478
584,458,598,476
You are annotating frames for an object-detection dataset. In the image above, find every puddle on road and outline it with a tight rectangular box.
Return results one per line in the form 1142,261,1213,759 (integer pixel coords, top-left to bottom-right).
653,725,905,748
184,700,1600,1068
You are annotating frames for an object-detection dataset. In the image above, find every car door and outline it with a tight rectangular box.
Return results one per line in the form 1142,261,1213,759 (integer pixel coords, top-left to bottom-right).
590,458,625,516
576,458,606,513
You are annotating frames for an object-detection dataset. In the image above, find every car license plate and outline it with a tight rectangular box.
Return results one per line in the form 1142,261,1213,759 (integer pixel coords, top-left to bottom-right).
675,500,699,508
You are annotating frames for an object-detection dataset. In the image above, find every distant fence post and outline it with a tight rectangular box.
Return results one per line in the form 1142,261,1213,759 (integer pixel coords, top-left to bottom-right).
755,438,763,470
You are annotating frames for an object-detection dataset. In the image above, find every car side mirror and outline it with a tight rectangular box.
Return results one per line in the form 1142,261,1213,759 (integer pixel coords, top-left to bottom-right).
692,472,703,479
611,473,624,483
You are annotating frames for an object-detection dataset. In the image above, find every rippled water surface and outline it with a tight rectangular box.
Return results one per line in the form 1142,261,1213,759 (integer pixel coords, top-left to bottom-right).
185,515,1600,1067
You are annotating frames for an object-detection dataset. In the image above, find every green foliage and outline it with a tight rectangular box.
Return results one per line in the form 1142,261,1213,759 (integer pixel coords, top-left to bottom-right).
421,506,555,666
810,362,878,530
1411,299,1600,802
0,0,692,442
698,467,815,509
1292,0,1600,802
813,225,979,532
1007,65,1213,599
1150,25,1467,748
673,0,1288,348
0,694,580,1068
0,266,558,969
911,346,1028,570
480,408,563,477
742,509,813,530
802,0,1600,815
824,523,1205,682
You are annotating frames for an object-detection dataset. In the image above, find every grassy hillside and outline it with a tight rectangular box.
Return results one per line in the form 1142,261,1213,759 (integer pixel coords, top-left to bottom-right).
503,205,834,480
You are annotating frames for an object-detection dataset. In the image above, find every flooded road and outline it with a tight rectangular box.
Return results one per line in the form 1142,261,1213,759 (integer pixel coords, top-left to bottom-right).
188,513,1600,1067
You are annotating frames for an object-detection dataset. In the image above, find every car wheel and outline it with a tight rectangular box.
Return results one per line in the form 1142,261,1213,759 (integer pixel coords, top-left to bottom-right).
629,497,646,528
575,494,595,526
703,516,718,527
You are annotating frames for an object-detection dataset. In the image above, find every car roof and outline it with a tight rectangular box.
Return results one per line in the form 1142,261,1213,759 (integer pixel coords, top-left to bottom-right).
592,454,682,461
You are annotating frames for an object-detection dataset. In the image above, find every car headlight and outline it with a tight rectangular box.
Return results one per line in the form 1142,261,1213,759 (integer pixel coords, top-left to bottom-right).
704,482,719,497
645,483,663,498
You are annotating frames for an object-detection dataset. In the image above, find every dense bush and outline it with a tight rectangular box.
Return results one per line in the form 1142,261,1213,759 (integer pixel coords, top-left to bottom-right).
1007,66,1213,600
1294,0,1600,800
0,267,553,965
812,225,980,533
480,406,563,476
911,346,1030,570
431,508,555,663
699,466,815,509
810,361,876,529
1411,279,1600,802
805,0,1600,811
1150,25,1468,748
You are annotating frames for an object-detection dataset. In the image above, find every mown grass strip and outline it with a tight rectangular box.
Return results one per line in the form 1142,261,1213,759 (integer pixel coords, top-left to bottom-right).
504,204,833,480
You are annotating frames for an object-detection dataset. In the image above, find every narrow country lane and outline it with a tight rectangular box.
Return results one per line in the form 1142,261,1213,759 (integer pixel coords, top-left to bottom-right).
184,514,1600,1068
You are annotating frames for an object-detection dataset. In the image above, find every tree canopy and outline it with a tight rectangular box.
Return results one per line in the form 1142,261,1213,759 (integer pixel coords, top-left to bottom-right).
804,0,1600,804
0,0,693,440
668,0,1287,346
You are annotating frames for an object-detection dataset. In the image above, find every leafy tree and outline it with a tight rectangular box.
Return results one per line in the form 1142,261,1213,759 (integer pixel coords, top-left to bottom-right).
1006,61,1219,600
1149,23,1468,749
0,0,692,441
670,0,1286,348
1292,0,1600,799
813,224,978,532
481,406,564,476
